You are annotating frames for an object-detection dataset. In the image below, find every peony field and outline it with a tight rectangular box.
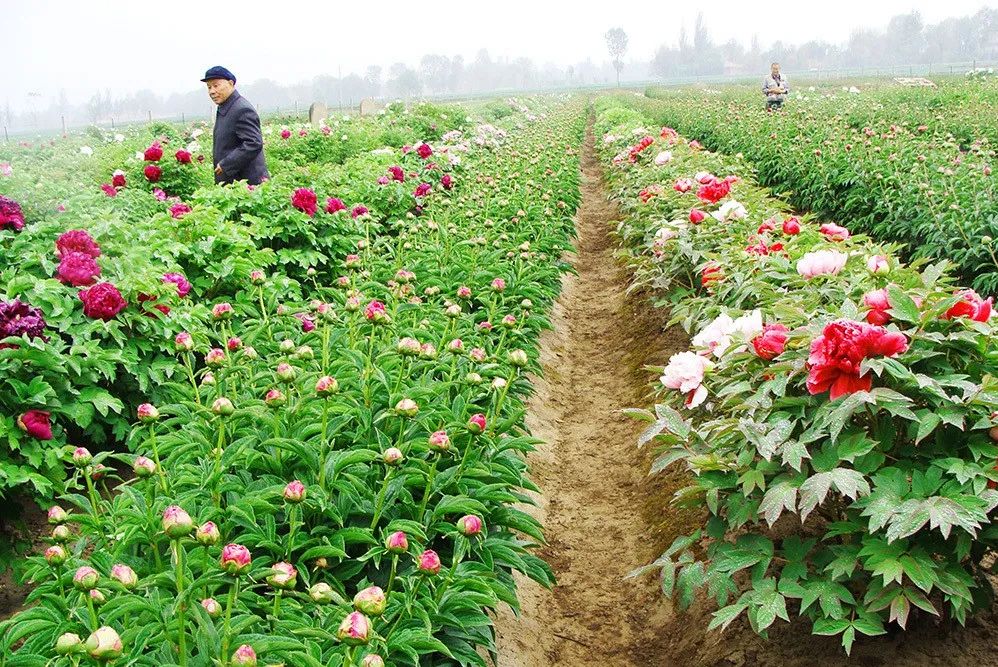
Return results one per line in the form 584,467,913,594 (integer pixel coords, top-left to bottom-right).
3,16,998,667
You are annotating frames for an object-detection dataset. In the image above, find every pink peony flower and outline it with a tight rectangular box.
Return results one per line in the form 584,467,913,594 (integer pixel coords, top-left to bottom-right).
866,255,890,274
17,410,52,440
162,272,191,297
418,549,441,574
796,250,848,279
441,173,454,189
943,290,993,322
220,543,252,574
153,188,167,201
280,129,291,139
170,202,192,219
351,204,368,218
0,195,26,232
416,142,433,159
414,182,432,198
782,217,801,235
387,165,405,182
56,252,101,286
673,178,694,193
807,319,908,400
863,288,892,325
696,178,731,204
364,300,387,322
291,188,318,217
457,515,483,536
337,611,371,645
386,531,408,552
752,324,789,360
467,413,487,434
660,351,713,409
326,197,347,214
819,223,850,242
101,183,117,197
56,230,100,258
79,282,127,320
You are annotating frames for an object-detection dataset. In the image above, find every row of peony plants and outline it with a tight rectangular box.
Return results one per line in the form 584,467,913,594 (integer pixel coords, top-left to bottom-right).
0,98,543,514
594,95,998,654
0,97,585,664
640,81,998,293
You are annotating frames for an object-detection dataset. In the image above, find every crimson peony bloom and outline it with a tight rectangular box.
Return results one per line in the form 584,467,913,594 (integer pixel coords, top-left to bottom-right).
280,129,291,139
351,204,369,218
112,171,127,188
863,288,892,325
441,173,454,190
17,409,52,440
175,150,192,164
79,282,127,321
414,182,432,198
416,142,433,159
144,164,162,182
169,202,192,219
100,183,117,197
387,165,405,182
696,178,731,204
752,324,789,360
689,208,706,224
56,230,101,258
291,188,318,217
782,217,801,235
162,272,191,297
57,252,101,286
0,299,46,349
144,143,163,161
0,195,26,232
325,197,347,214
943,289,993,322
806,319,908,400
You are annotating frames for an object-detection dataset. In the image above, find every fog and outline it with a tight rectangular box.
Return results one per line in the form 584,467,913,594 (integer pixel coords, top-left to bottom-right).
3,0,997,130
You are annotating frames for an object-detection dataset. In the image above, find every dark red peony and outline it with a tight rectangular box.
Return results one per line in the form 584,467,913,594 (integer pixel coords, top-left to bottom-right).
441,173,454,190
326,197,347,214
144,143,163,161
112,172,127,188
79,282,127,321
291,188,318,217
806,319,908,400
17,410,52,440
416,143,433,159
56,251,101,286
0,299,47,349
0,195,25,232
56,230,101,258
144,164,162,182
388,165,405,182
175,150,192,164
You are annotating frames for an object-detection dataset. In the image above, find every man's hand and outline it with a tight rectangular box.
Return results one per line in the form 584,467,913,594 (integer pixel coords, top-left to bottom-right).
215,165,224,176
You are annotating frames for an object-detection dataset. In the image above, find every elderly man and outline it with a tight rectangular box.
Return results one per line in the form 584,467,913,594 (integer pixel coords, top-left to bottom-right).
763,63,789,111
201,66,269,185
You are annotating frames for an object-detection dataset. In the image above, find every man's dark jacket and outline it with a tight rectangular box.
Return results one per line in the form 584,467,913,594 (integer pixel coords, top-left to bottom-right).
212,90,269,185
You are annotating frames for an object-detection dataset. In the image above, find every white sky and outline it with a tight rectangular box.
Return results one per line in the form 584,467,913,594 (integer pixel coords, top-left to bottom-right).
3,0,996,110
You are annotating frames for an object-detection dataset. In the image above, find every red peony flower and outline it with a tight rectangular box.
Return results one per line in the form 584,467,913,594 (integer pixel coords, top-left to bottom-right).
806,319,908,400
416,143,433,159
387,165,405,182
326,197,347,214
162,273,192,297
689,208,706,224
414,182,432,198
942,290,992,322
101,183,118,197
144,164,162,182
0,299,47,349
291,188,318,217
170,202,192,219
782,217,801,235
280,129,291,140
144,143,163,161
17,410,52,440
79,282,127,321
701,262,723,288
441,173,454,190
56,230,101,258
351,204,368,218
112,171,127,188
175,150,192,164
752,324,789,360
863,288,892,325
57,252,101,286
696,179,731,204
0,195,26,232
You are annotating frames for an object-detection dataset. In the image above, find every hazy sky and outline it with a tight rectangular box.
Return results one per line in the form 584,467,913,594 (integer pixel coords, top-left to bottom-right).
4,0,996,110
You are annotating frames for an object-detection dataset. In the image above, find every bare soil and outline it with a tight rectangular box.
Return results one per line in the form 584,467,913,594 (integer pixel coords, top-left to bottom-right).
493,116,998,666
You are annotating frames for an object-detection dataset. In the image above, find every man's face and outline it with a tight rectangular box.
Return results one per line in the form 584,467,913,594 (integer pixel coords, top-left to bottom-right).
771,64,781,77
206,79,235,105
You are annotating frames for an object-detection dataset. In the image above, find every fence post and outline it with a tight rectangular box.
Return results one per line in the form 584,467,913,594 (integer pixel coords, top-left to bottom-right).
181,112,185,123
61,115,66,135
148,110,152,123
111,117,115,129
3,126,7,143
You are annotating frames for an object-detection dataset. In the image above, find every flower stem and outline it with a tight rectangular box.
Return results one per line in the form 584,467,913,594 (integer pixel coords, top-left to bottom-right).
318,398,330,490
416,458,439,521
385,554,399,598
173,540,189,667
84,591,99,630
149,424,169,494
221,577,240,666
370,468,395,529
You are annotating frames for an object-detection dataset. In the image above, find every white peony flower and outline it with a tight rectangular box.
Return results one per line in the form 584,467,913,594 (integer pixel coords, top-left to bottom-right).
80,146,93,156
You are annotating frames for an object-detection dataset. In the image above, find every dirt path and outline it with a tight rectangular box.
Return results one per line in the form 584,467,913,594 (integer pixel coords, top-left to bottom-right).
493,115,690,666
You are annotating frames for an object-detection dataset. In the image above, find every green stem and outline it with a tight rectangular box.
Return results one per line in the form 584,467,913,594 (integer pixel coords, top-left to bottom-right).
213,420,226,507
84,591,99,631
286,505,297,559
183,353,202,406
174,541,189,667
221,577,240,666
318,398,330,490
435,538,465,604
272,590,282,625
385,554,399,598
370,469,395,529
149,424,169,494
454,434,477,485
416,458,439,521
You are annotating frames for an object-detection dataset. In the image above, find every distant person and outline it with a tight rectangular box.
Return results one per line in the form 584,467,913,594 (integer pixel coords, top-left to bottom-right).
202,66,269,185
763,63,789,110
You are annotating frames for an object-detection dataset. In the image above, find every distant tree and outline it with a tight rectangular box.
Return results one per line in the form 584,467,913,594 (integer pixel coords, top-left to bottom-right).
605,27,628,87
387,63,421,99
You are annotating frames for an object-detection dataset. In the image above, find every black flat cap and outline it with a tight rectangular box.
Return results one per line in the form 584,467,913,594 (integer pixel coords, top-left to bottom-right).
201,66,236,83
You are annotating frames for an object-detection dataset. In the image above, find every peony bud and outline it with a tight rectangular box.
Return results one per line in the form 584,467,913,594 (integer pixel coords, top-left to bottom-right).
133,456,156,477
212,303,234,320
201,597,222,617
283,480,306,503
55,632,82,655
205,348,226,368
508,349,528,367
85,626,122,661
467,413,486,434
243,346,258,360
418,549,441,575
73,565,99,591
353,586,387,616
386,531,408,553
397,337,421,356
492,377,508,390
47,505,68,525
279,339,296,353
90,463,108,481
264,389,286,407
466,372,483,385
45,545,68,565
395,398,418,417
501,314,517,329
212,397,235,416
456,286,472,299
309,582,337,604
294,345,314,360
276,362,297,383
52,524,72,542
72,447,93,467
137,403,160,423
89,589,106,605
231,644,257,667
361,655,385,667
382,448,403,465
110,564,137,589
220,543,252,574
226,337,242,352
162,505,194,539
250,270,266,286
782,217,801,235
315,375,339,396
266,561,298,589
448,338,464,353
196,521,221,546
201,372,216,386
337,611,371,645
419,343,437,359
174,331,194,352
428,430,450,452
457,515,483,536
445,304,462,318
491,277,506,292
866,255,890,274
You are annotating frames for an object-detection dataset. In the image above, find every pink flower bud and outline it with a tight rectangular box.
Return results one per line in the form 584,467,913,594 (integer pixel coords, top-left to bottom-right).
445,304,462,318
250,270,266,286
284,480,306,503
362,655,385,667
205,348,226,368
386,531,408,553
279,338,296,353
85,626,122,661
266,561,298,589
201,372,216,386
315,375,339,396
110,564,137,589
276,362,297,383
174,331,194,352
466,372,483,385
201,597,222,617
491,277,506,292
212,397,235,416
395,398,419,417
89,589,106,605
220,543,252,574
456,286,472,299
337,611,371,645
418,549,441,575
457,515,483,536
397,337,422,356
428,430,450,452
45,545,67,565
137,403,160,423
420,343,438,359
227,337,242,352
508,349,528,367
196,521,221,546
90,463,108,481
264,389,286,407
47,505,68,525
72,447,93,466
55,632,82,655
162,505,194,539
866,255,890,274
782,217,801,235
501,314,517,328
353,586,387,616
382,448,403,465
467,413,486,434
231,644,257,667
133,456,156,477
309,582,337,603
73,565,100,590
52,525,72,542
212,302,234,320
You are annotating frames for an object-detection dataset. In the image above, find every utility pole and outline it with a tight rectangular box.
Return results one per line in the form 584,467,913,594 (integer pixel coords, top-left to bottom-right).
338,65,344,113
